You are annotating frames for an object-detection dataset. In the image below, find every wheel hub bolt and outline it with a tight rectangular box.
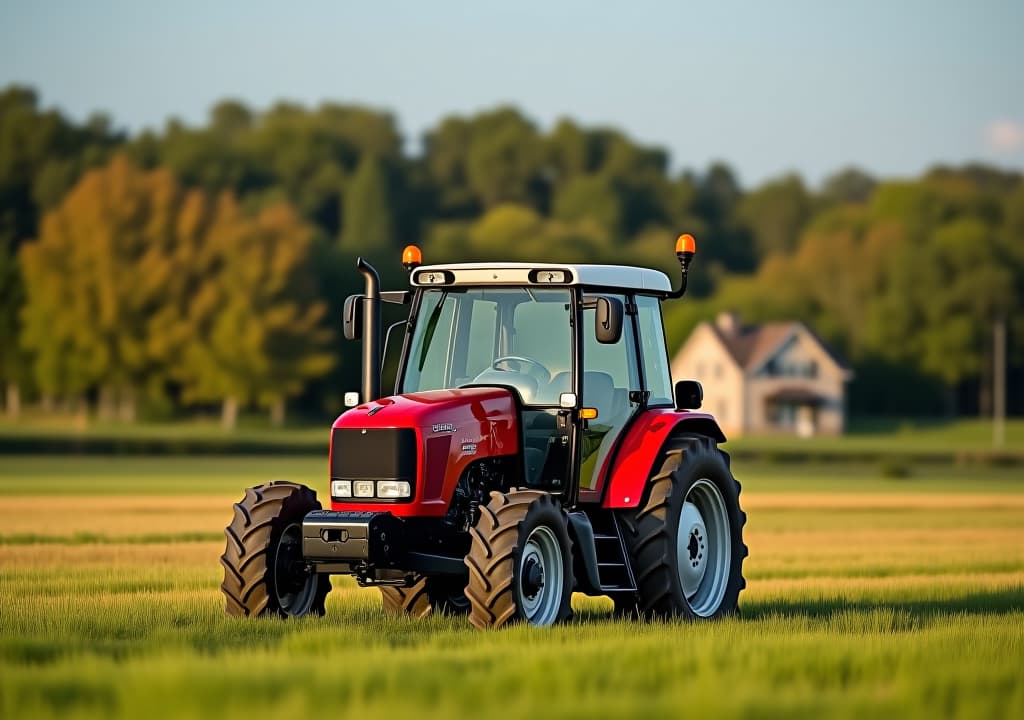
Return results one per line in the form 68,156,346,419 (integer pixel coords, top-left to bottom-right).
523,558,545,598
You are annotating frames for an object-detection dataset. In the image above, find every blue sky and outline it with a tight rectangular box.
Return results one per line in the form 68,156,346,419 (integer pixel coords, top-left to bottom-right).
2,0,1022,186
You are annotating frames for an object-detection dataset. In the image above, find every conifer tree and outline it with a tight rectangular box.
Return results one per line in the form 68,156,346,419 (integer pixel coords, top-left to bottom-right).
340,154,395,255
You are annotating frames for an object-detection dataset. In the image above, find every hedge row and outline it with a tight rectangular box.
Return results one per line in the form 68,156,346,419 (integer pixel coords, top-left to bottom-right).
1,435,1021,466
0,435,326,456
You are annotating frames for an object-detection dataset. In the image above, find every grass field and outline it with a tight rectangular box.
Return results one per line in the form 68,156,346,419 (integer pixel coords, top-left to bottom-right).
2,414,1022,455
729,416,1024,455
1,455,1022,718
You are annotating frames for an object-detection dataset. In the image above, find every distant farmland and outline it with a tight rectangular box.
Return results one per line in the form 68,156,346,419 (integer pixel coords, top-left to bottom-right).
1,456,1022,719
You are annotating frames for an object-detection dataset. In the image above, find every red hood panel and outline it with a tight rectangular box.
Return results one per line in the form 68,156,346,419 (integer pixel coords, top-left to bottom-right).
333,387,515,431
329,387,519,516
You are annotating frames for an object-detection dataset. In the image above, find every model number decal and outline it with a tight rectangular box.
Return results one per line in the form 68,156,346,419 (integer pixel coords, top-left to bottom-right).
460,441,478,454
432,423,456,433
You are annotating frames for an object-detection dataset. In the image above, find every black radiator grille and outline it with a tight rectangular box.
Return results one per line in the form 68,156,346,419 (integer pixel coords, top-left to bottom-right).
330,428,418,482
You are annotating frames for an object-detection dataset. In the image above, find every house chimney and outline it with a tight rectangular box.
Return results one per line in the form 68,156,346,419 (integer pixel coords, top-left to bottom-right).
716,310,741,336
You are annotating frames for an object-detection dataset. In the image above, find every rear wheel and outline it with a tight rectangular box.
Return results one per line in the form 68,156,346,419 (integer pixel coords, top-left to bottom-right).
380,578,432,618
619,436,746,618
464,489,573,629
220,481,330,618
427,576,472,615
380,576,470,618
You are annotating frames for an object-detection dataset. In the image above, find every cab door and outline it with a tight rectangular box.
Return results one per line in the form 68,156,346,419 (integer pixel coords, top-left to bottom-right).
577,293,641,500
507,292,576,490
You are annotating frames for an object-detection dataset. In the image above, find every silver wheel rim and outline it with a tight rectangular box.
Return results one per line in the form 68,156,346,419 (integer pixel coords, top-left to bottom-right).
677,479,731,617
273,522,318,616
518,525,564,626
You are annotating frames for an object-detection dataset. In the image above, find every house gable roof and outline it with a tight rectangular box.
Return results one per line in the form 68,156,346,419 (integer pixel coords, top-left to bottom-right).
699,317,849,376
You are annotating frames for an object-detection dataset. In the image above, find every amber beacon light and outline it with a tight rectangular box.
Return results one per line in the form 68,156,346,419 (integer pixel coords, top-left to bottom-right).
402,245,423,271
675,233,696,256
667,233,697,299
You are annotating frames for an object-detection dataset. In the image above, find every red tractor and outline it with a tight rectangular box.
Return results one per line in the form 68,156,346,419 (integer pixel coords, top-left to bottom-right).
221,235,747,628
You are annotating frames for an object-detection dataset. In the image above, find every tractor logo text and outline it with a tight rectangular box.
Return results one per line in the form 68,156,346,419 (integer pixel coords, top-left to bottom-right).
432,423,456,434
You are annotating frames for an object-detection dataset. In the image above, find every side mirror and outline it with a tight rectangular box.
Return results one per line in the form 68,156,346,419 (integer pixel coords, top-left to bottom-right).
594,296,623,344
674,380,703,410
343,295,362,341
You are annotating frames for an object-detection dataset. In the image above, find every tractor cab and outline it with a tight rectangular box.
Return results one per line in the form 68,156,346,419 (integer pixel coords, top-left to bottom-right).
220,235,747,628
396,264,677,498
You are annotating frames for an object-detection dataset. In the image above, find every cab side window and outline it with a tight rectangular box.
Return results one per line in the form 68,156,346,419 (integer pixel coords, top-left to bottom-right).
464,299,498,380
636,295,673,406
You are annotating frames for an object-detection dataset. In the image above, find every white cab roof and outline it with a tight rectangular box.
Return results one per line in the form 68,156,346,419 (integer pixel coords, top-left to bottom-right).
412,262,672,293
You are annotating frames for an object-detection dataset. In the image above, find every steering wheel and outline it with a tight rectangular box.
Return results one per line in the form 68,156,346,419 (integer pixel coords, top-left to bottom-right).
491,355,551,384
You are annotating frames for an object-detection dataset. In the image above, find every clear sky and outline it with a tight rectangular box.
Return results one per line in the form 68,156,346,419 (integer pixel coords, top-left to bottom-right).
2,0,1022,186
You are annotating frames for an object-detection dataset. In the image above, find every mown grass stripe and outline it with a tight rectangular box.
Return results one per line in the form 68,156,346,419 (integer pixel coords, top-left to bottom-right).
0,532,222,545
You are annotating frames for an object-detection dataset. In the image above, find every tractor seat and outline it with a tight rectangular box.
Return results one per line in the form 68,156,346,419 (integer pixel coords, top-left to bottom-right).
467,368,540,405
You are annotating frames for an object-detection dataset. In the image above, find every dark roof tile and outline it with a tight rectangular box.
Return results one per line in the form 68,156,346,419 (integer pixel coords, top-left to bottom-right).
707,319,848,372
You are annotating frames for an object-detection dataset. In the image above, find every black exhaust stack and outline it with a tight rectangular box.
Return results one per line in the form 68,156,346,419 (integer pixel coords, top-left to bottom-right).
356,257,381,402
667,233,696,299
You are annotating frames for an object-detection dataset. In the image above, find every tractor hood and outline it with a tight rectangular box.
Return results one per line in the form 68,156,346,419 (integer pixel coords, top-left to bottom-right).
333,386,518,438
329,386,520,517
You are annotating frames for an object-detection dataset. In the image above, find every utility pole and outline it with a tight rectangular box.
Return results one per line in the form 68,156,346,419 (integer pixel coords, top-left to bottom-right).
994,317,1006,449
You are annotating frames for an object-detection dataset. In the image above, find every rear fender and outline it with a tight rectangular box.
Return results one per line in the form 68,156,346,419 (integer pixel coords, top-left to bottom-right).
601,409,725,509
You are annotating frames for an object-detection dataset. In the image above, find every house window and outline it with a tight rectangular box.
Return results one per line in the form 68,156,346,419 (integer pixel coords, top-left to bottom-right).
769,358,818,378
768,403,796,427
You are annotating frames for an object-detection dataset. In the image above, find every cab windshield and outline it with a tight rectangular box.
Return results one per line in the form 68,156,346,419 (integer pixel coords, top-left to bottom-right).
400,287,573,406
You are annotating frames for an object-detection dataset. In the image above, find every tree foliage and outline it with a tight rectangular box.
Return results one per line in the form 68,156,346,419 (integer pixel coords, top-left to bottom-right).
176,197,333,426
18,155,331,424
341,154,395,253
738,174,812,258
20,157,186,413
2,84,1022,419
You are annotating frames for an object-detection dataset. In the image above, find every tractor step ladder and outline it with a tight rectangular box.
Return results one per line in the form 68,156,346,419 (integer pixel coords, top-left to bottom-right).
590,512,637,597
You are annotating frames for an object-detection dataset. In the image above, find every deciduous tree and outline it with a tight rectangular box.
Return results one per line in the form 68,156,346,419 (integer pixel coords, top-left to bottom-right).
20,156,185,419
178,197,333,428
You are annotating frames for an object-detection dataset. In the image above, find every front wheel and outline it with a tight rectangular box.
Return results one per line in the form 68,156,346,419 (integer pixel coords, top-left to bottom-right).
619,435,747,618
464,490,574,629
220,481,330,618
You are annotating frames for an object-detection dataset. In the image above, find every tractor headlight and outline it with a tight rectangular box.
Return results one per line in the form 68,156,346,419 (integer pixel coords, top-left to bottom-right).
376,480,411,499
353,480,375,498
331,480,352,498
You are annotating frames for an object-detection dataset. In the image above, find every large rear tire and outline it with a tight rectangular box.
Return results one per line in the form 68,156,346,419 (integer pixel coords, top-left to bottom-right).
464,489,573,629
619,435,746,618
220,481,330,618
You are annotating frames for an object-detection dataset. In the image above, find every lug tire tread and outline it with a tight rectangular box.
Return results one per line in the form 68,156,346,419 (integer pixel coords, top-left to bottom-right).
464,490,572,629
381,578,432,619
220,481,330,618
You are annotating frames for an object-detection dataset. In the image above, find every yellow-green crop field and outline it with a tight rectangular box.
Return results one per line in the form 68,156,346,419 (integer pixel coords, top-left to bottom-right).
1,456,1022,719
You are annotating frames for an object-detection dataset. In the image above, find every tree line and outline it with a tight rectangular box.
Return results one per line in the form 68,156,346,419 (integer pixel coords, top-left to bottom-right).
1,85,1021,425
